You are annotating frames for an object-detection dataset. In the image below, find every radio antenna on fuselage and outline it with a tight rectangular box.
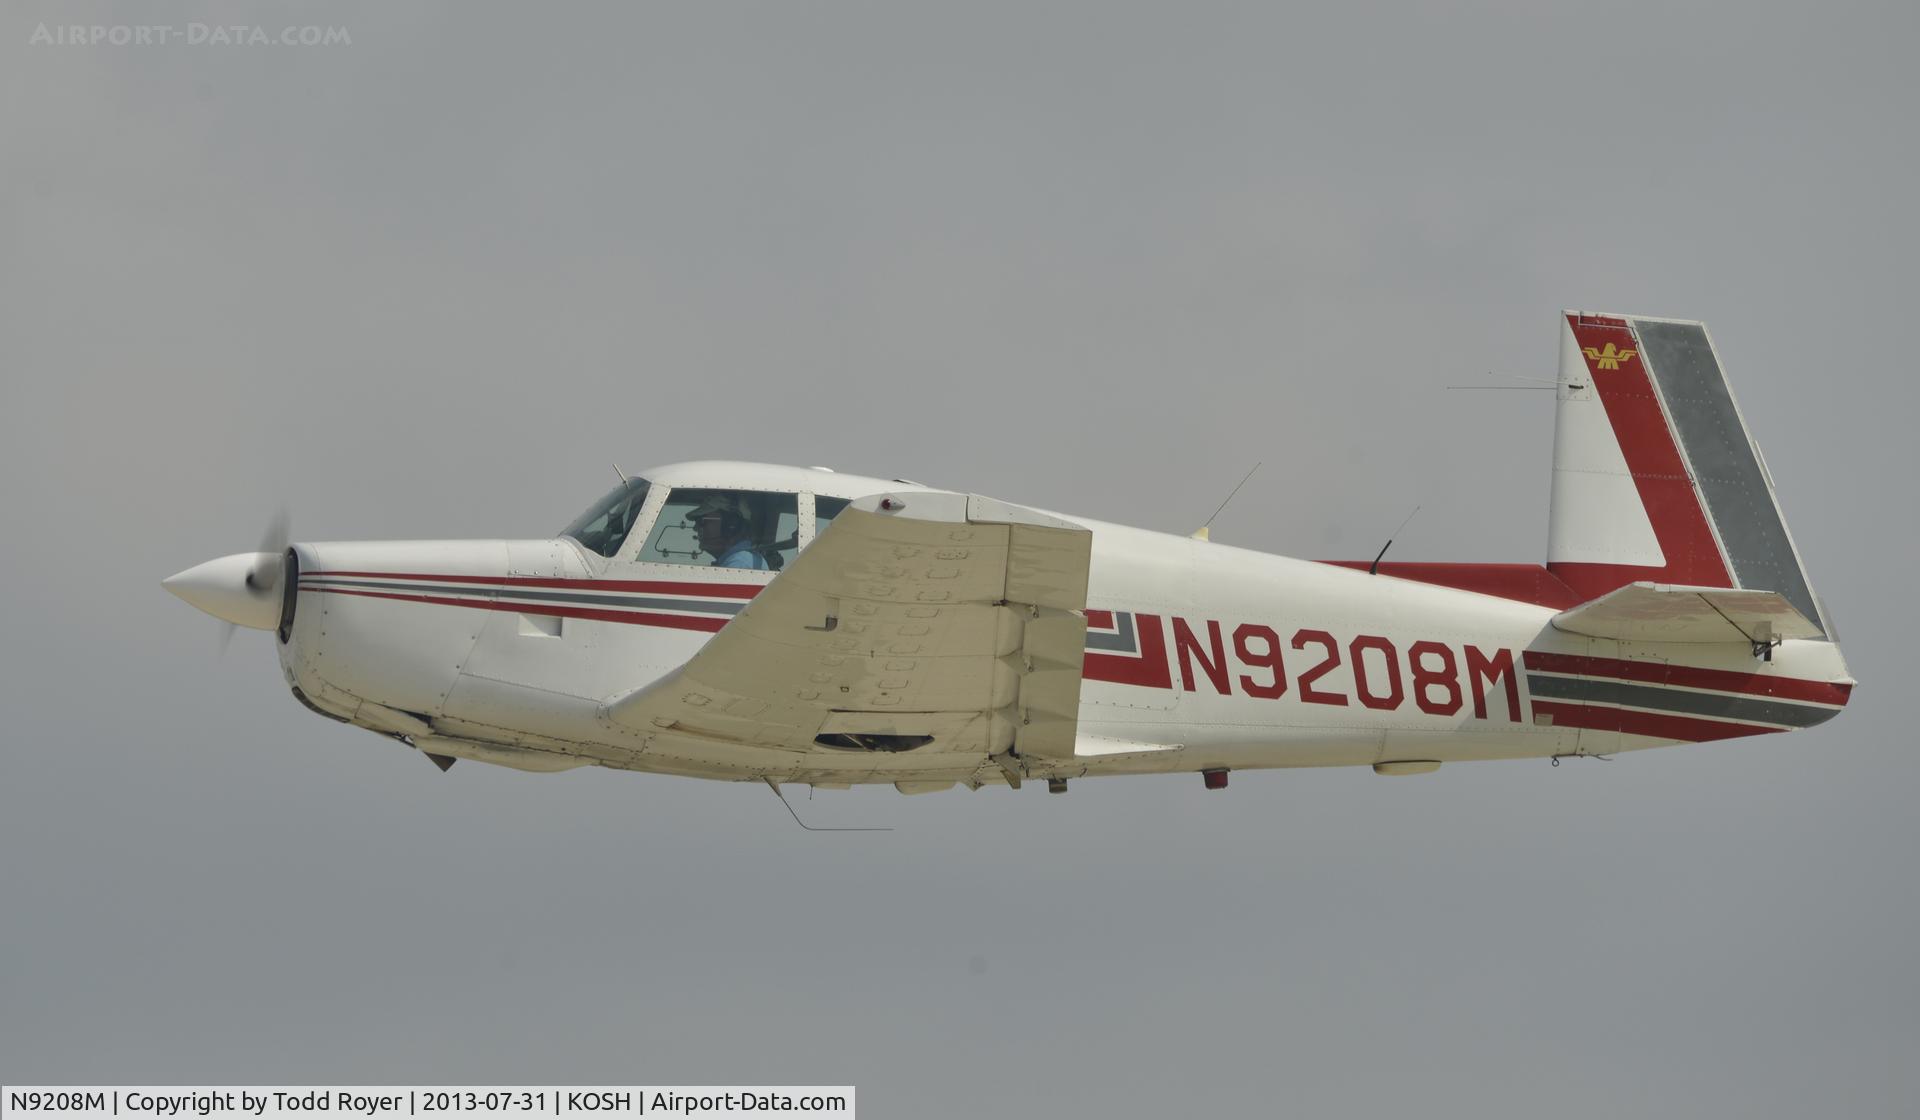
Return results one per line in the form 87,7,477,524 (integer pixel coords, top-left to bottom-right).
763,778,893,833
1369,502,1424,575
1193,461,1262,542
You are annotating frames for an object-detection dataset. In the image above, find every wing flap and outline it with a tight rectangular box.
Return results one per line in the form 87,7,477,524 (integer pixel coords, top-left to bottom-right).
1074,735,1181,758
1550,582,1823,643
605,490,1092,762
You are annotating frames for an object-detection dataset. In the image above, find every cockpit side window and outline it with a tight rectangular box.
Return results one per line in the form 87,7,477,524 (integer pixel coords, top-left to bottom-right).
561,478,652,558
815,496,852,534
639,489,799,571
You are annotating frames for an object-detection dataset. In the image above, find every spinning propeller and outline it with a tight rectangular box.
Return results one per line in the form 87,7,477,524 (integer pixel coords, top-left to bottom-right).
163,510,293,650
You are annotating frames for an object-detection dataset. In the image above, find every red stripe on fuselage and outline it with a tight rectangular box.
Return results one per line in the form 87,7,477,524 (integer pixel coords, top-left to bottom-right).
1553,315,1732,599
300,586,729,632
302,571,764,599
1523,650,1851,707
1532,700,1782,743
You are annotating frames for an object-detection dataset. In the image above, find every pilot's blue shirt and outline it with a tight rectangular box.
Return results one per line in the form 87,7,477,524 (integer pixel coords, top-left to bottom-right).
711,540,769,570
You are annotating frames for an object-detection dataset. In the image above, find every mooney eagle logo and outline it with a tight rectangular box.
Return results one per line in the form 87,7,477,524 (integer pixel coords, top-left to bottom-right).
1582,342,1637,370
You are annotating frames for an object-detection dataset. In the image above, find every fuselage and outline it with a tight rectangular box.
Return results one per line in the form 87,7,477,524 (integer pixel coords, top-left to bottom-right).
268,461,1854,789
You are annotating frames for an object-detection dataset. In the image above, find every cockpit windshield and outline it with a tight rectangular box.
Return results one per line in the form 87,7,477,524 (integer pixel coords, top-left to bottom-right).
561,478,652,558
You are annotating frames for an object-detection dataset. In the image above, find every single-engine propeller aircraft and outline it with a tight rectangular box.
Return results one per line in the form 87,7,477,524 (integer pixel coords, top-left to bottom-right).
167,313,1853,794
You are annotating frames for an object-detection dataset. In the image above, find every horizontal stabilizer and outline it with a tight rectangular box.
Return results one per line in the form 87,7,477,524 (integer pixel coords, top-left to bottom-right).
1550,582,1823,644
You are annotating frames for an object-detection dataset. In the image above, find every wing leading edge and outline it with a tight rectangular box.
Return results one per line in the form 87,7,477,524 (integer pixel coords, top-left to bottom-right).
603,491,1092,763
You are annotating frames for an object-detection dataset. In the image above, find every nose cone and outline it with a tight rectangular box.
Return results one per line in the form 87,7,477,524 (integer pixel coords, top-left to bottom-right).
163,552,285,630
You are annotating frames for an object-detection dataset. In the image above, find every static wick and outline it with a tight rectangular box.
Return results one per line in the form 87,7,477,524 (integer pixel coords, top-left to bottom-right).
763,778,892,832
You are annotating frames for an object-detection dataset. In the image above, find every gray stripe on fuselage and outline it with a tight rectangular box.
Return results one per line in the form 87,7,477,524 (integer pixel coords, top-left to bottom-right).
1085,612,1138,653
300,578,744,615
1526,673,1837,728
1630,319,1824,636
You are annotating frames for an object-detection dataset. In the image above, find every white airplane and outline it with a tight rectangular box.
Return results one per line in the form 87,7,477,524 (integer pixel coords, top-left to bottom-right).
166,313,1853,795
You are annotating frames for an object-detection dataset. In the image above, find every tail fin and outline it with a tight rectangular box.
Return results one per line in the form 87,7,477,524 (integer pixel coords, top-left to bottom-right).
1548,312,1829,638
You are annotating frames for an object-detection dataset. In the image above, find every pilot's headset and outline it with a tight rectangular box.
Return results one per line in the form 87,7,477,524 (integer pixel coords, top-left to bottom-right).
688,494,752,541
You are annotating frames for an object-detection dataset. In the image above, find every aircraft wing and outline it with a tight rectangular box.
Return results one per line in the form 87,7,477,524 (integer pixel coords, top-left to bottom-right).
1549,582,1824,643
603,491,1092,762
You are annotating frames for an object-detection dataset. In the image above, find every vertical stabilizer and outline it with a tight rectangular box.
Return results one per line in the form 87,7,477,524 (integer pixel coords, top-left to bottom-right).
1547,312,1827,637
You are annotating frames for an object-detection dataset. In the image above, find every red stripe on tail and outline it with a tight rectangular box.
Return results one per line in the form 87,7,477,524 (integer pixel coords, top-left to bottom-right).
1552,316,1731,599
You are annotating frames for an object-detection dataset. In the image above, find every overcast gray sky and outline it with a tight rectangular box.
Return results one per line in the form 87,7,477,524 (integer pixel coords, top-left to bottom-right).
3,1,1916,1114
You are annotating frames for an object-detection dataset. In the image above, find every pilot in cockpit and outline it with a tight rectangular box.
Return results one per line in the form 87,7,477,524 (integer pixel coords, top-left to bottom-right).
688,495,770,571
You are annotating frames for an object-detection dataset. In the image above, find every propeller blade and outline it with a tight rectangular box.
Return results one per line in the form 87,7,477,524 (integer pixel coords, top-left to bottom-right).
245,509,291,594
258,508,290,554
